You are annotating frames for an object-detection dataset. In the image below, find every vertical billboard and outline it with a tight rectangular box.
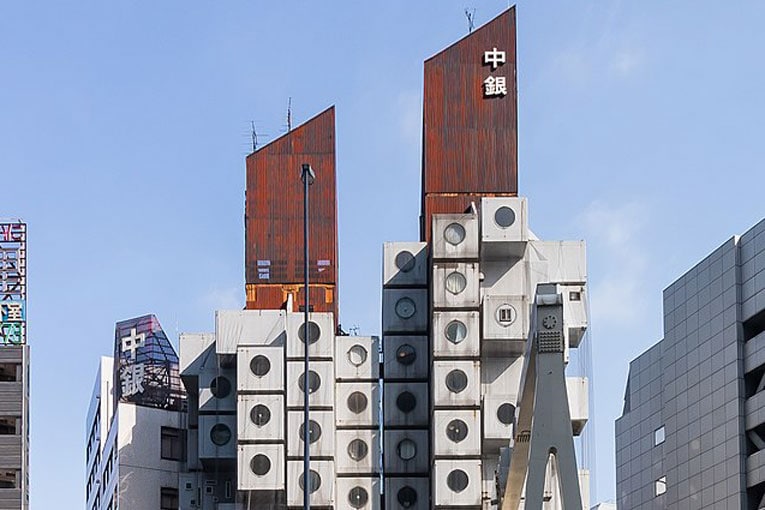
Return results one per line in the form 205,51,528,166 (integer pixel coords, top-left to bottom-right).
0,221,26,345
114,314,184,411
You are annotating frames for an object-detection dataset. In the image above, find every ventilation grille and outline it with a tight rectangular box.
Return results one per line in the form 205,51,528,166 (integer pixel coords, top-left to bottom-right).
537,331,563,353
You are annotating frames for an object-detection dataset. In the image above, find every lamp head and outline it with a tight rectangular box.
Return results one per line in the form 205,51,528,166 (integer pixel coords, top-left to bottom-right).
301,163,316,185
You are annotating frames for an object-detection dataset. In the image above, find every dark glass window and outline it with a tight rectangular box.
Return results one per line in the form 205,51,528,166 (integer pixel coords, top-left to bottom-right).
210,376,232,398
160,487,179,510
160,427,184,461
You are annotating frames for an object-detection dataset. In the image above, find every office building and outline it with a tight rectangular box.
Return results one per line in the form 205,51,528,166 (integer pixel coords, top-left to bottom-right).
85,315,186,510
616,218,765,508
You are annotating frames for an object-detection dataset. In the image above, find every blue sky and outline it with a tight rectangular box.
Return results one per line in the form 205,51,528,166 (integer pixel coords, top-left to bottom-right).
2,1,765,507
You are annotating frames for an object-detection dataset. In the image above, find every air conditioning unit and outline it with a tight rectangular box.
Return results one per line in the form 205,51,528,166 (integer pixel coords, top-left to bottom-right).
215,309,286,354
382,336,429,381
199,368,237,413
335,429,380,474
335,336,379,381
432,409,481,457
482,295,529,355
483,394,515,448
383,429,429,475
526,240,587,285
198,415,236,458
382,289,428,334
335,382,380,428
567,377,589,436
237,394,284,442
336,476,381,510
432,311,480,358
384,476,429,510
286,360,334,409
383,242,429,288
432,213,479,261
480,197,528,260
286,312,334,359
432,360,480,408
433,459,482,506
238,443,285,491
286,460,335,507
237,345,284,393
287,409,335,457
432,262,480,309
383,382,429,427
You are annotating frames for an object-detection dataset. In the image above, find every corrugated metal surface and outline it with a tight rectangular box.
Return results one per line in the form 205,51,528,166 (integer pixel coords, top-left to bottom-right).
245,106,338,287
422,8,517,195
421,193,515,242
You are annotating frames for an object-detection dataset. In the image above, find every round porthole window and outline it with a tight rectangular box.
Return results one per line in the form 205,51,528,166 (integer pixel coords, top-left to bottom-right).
299,470,321,494
250,404,271,427
447,469,469,492
397,439,417,460
444,223,466,246
445,271,467,295
250,355,271,377
250,454,271,476
494,206,516,228
210,376,231,399
347,438,369,461
445,320,468,344
396,344,417,366
298,370,321,394
397,486,418,507
396,391,417,413
298,420,322,444
445,369,468,393
347,344,367,367
347,391,368,414
395,297,416,319
446,419,468,443
497,403,515,425
298,321,321,344
210,423,231,446
395,251,416,273
349,486,369,508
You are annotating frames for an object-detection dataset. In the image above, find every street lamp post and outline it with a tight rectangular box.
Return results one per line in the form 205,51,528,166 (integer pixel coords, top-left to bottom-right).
301,163,315,509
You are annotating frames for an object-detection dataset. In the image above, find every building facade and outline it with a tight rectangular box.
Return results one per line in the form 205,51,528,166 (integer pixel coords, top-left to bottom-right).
0,220,29,510
616,218,765,509
85,315,186,510
180,7,592,510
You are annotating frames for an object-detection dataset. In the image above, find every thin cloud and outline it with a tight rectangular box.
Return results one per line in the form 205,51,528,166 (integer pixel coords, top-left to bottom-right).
579,200,650,327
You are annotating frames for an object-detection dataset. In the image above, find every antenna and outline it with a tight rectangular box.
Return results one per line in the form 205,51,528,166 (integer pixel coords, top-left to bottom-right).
250,121,258,151
287,97,292,132
465,8,476,33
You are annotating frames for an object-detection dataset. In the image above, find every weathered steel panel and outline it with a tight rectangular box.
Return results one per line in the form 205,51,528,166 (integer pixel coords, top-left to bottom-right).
421,8,518,241
245,107,338,295
245,284,337,316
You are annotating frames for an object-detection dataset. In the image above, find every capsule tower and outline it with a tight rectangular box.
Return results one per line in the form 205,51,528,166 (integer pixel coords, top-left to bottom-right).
381,7,591,509
180,107,382,509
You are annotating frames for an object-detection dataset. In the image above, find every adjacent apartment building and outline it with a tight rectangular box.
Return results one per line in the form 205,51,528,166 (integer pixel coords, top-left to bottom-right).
616,218,765,509
85,315,186,510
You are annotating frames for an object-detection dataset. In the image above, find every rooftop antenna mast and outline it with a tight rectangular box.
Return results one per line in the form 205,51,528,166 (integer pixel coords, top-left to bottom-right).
250,121,258,151
465,8,476,33
287,97,292,132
